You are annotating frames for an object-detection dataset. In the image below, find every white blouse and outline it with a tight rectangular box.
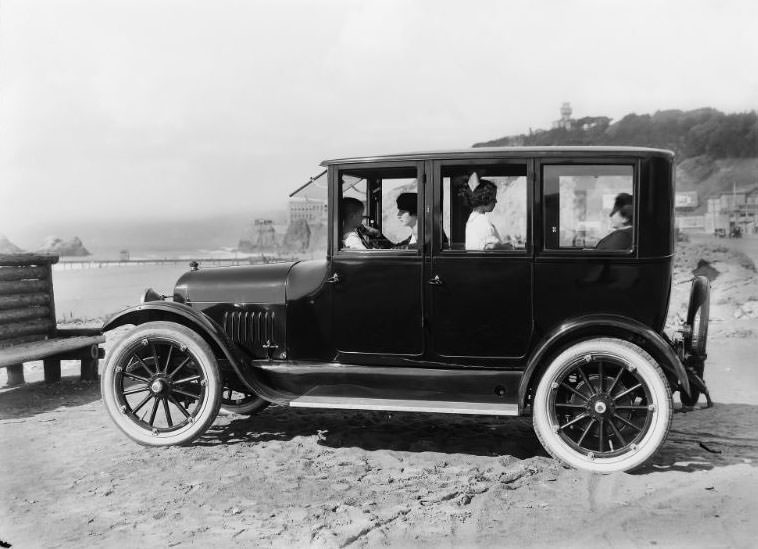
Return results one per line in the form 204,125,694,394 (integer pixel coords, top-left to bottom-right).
343,230,367,250
465,211,501,250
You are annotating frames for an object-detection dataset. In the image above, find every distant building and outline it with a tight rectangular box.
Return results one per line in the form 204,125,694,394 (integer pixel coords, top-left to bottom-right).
674,191,704,232
552,102,574,130
289,199,328,225
674,192,699,209
676,215,706,232
288,170,328,225
238,218,284,252
253,219,277,249
703,186,758,235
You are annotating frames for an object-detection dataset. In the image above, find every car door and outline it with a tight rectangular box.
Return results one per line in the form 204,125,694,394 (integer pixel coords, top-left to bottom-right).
426,158,534,360
330,161,425,359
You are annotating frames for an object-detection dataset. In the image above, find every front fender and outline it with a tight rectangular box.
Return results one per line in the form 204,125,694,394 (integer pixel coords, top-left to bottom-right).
102,302,293,404
103,301,241,359
518,315,689,409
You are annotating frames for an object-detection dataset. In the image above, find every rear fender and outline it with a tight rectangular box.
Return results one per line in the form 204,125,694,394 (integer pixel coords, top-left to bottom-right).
519,315,689,409
102,302,292,404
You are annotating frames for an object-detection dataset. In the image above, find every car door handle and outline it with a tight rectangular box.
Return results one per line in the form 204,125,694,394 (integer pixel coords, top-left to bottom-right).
327,273,342,284
426,275,443,286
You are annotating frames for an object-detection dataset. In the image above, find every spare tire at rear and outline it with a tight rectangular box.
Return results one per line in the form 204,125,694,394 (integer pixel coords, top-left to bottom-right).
685,276,710,359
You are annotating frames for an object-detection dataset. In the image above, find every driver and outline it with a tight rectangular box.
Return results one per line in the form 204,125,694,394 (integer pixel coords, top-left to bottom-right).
342,197,371,249
341,198,393,249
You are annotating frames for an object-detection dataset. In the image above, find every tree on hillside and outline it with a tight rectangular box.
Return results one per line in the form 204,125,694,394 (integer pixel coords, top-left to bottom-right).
476,108,757,160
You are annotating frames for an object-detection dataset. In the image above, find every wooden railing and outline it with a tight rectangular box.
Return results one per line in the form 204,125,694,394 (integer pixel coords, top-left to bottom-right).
0,254,104,385
0,254,58,347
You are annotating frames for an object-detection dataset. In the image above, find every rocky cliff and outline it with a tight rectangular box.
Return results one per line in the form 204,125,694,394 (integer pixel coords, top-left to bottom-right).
0,234,24,254
37,236,90,256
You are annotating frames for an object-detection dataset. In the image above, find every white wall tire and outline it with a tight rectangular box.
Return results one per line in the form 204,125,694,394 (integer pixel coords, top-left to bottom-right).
101,322,222,446
533,338,672,473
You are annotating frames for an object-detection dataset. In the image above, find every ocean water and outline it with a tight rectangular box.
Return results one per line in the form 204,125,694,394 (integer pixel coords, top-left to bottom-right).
51,249,305,322
53,263,191,322
58,247,245,263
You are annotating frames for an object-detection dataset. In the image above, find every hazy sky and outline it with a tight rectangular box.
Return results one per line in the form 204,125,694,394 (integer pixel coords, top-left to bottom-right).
1,0,756,248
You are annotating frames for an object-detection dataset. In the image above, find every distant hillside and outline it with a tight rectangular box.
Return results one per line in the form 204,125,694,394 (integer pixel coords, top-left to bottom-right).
475,107,758,209
475,108,757,161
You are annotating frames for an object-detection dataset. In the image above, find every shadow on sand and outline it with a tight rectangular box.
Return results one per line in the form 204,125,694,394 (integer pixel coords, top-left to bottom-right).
3,380,756,473
200,405,549,459
200,401,758,470
0,377,101,420
642,403,758,473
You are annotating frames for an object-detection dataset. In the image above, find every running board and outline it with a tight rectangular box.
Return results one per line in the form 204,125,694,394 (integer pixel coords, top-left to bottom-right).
289,395,519,416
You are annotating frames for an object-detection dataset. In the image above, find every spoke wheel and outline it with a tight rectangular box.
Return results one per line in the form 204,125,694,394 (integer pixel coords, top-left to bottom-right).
220,385,269,415
102,322,221,446
533,338,672,473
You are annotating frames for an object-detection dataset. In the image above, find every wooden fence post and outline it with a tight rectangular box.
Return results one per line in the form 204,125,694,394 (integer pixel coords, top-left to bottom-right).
6,363,25,386
44,357,61,383
81,358,99,381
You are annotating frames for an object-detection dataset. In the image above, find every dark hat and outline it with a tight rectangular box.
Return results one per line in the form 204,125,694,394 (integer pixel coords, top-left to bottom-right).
396,192,417,215
610,193,633,217
617,204,634,222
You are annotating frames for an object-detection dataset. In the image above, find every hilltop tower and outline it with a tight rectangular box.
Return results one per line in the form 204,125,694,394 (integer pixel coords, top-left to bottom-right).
552,102,574,130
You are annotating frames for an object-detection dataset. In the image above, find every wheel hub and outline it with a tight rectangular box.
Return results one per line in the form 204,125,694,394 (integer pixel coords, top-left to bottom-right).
587,393,614,419
150,378,166,394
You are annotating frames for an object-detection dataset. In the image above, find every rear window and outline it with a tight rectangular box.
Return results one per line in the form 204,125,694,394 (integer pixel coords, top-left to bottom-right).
543,164,634,251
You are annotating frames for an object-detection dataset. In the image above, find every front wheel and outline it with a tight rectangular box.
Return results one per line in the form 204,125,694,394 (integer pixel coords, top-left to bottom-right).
533,338,672,473
102,322,222,446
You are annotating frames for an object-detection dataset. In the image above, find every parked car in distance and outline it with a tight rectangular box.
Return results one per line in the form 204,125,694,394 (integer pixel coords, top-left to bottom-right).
101,146,711,473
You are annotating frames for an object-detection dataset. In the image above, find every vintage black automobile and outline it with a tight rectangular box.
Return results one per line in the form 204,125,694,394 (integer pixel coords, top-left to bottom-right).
101,146,711,473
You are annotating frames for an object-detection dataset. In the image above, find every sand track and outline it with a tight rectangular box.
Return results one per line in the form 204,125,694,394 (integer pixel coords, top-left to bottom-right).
2,238,758,547
1,352,756,548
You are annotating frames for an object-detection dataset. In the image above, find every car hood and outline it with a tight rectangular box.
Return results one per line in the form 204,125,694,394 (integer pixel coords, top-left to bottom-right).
174,261,298,305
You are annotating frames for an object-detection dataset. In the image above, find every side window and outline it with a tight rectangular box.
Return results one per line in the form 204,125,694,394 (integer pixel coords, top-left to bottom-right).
543,165,634,250
338,166,418,251
441,164,527,251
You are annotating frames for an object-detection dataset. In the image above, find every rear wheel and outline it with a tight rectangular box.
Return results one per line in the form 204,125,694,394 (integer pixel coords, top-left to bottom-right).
102,322,222,446
533,338,672,473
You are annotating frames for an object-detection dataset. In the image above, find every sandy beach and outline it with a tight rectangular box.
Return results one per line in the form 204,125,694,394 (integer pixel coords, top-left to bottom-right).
1,238,757,548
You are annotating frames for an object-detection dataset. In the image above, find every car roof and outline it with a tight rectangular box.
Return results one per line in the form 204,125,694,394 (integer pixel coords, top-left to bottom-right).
321,146,674,166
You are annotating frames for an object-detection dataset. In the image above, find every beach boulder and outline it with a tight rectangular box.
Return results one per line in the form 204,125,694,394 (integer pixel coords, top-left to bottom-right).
37,236,91,256
0,233,24,254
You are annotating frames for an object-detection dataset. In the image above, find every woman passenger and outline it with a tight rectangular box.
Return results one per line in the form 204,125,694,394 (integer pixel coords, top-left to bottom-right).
465,177,507,250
